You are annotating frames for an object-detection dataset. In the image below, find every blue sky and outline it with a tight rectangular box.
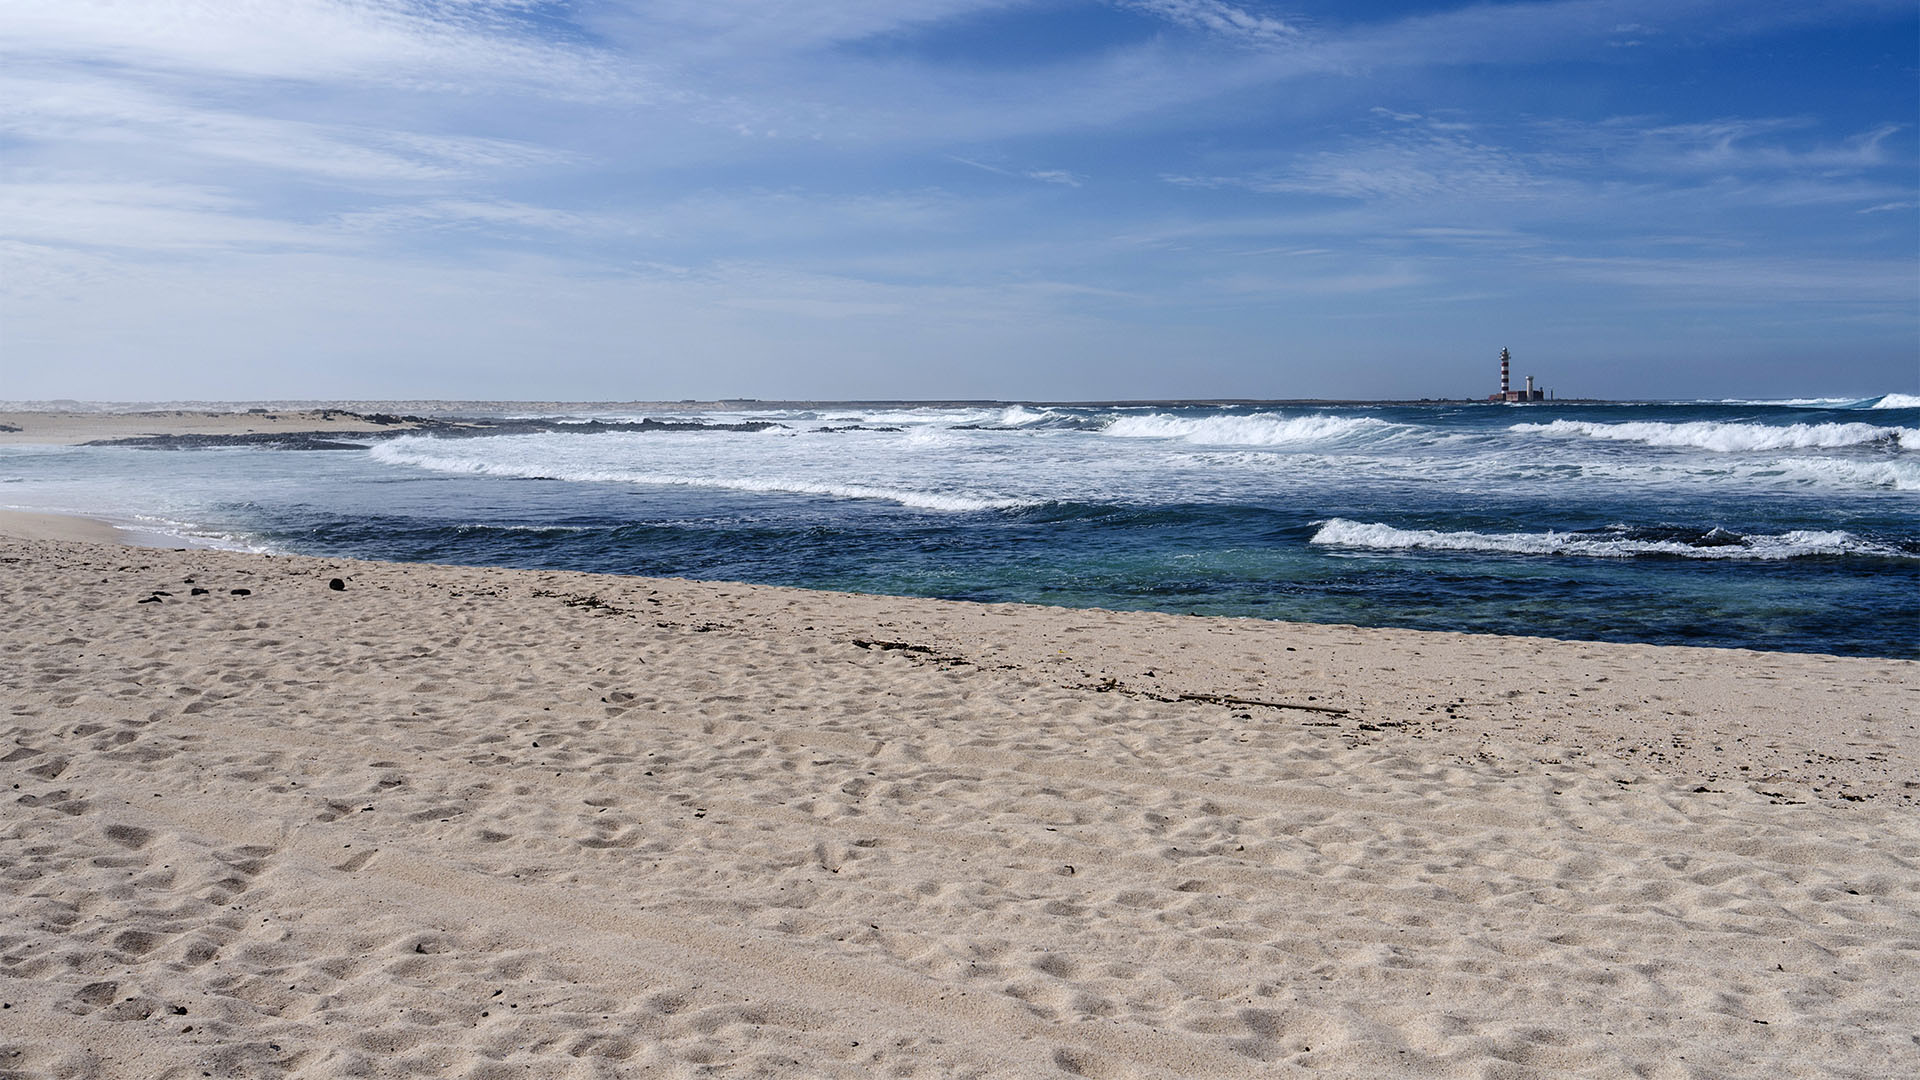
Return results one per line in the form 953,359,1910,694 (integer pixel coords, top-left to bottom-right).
2,0,1914,401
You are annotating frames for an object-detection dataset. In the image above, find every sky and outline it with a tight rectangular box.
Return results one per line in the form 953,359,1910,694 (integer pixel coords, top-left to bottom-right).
1,0,1915,402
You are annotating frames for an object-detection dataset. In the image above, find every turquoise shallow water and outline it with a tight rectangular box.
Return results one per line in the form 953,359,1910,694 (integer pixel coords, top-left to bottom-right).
4,397,1916,656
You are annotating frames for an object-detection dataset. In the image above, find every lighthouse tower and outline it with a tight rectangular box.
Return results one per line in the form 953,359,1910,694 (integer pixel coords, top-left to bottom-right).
1488,348,1545,401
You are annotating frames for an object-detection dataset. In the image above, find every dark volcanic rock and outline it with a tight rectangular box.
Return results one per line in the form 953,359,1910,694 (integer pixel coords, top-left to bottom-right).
81,412,783,450
83,432,378,451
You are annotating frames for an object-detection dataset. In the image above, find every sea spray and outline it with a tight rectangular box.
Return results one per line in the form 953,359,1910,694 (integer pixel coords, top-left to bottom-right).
1510,419,1918,452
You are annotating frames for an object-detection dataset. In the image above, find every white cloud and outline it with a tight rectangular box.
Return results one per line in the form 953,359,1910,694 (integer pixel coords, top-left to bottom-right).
1167,121,1557,204
1167,109,1911,225
0,74,571,186
1607,119,1904,174
591,0,1024,55
331,199,625,237
0,0,640,100
1026,170,1084,187
1120,0,1302,46
0,179,338,254
950,156,1085,187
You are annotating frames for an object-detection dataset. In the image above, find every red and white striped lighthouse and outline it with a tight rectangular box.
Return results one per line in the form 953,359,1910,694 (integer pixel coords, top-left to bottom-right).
1499,347,1510,396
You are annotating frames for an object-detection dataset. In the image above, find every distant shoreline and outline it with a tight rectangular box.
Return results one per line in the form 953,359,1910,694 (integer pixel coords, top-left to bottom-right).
0,402,1617,448
5,396,1691,419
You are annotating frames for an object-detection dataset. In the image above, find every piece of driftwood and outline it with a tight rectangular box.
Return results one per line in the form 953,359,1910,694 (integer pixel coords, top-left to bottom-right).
1080,677,1350,716
850,639,971,665
1172,691,1350,716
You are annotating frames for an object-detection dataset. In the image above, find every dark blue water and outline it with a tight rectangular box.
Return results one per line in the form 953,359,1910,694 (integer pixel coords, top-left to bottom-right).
5,398,1915,656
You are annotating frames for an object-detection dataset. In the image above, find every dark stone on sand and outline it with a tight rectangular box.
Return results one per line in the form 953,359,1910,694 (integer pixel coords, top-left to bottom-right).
329,578,346,591
191,587,209,595
230,588,251,596
137,596,161,604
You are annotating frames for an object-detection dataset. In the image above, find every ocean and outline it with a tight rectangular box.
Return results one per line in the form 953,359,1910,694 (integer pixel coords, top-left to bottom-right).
5,396,1917,658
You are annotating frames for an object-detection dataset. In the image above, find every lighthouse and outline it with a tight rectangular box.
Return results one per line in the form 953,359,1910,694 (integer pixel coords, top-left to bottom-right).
1488,348,1546,402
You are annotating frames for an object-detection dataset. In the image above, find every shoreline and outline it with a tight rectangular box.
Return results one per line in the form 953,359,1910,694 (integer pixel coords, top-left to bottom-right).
2,533,1916,1077
0,508,235,551
0,504,1909,664
0,508,136,545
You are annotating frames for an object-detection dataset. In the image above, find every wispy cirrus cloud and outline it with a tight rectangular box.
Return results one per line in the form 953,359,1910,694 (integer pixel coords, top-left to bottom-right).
1611,119,1905,174
1119,0,1303,46
949,156,1085,186
0,0,641,99
0,74,571,186
0,179,339,254
1168,132,1553,203
1166,109,1910,220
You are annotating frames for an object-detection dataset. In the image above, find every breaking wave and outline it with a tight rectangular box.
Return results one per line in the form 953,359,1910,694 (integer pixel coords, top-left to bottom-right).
1872,393,1920,410
1310,519,1914,561
1511,419,1917,452
369,438,1030,512
1102,413,1401,445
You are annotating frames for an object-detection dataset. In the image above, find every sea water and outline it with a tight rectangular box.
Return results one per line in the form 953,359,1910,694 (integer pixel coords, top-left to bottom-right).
4,397,1916,657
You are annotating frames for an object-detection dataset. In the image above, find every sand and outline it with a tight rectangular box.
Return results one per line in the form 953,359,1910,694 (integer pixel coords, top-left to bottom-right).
1,528,1915,1079
0,410,432,447
0,511,132,546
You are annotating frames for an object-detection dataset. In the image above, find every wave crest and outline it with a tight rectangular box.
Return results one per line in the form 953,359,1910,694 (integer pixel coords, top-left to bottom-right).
1103,413,1399,445
1511,418,1917,452
369,438,1029,512
1309,519,1912,561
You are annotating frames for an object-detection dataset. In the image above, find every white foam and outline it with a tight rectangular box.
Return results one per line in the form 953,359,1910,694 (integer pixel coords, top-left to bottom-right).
1309,519,1910,561
1710,397,1864,407
1872,393,1920,410
1512,418,1918,452
123,514,282,553
1103,413,1400,445
369,437,1031,512
1761,456,1920,492
993,406,1063,427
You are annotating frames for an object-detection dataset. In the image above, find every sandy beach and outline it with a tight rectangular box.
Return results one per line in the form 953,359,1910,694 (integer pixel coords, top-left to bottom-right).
1,516,1915,1079
0,410,434,447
